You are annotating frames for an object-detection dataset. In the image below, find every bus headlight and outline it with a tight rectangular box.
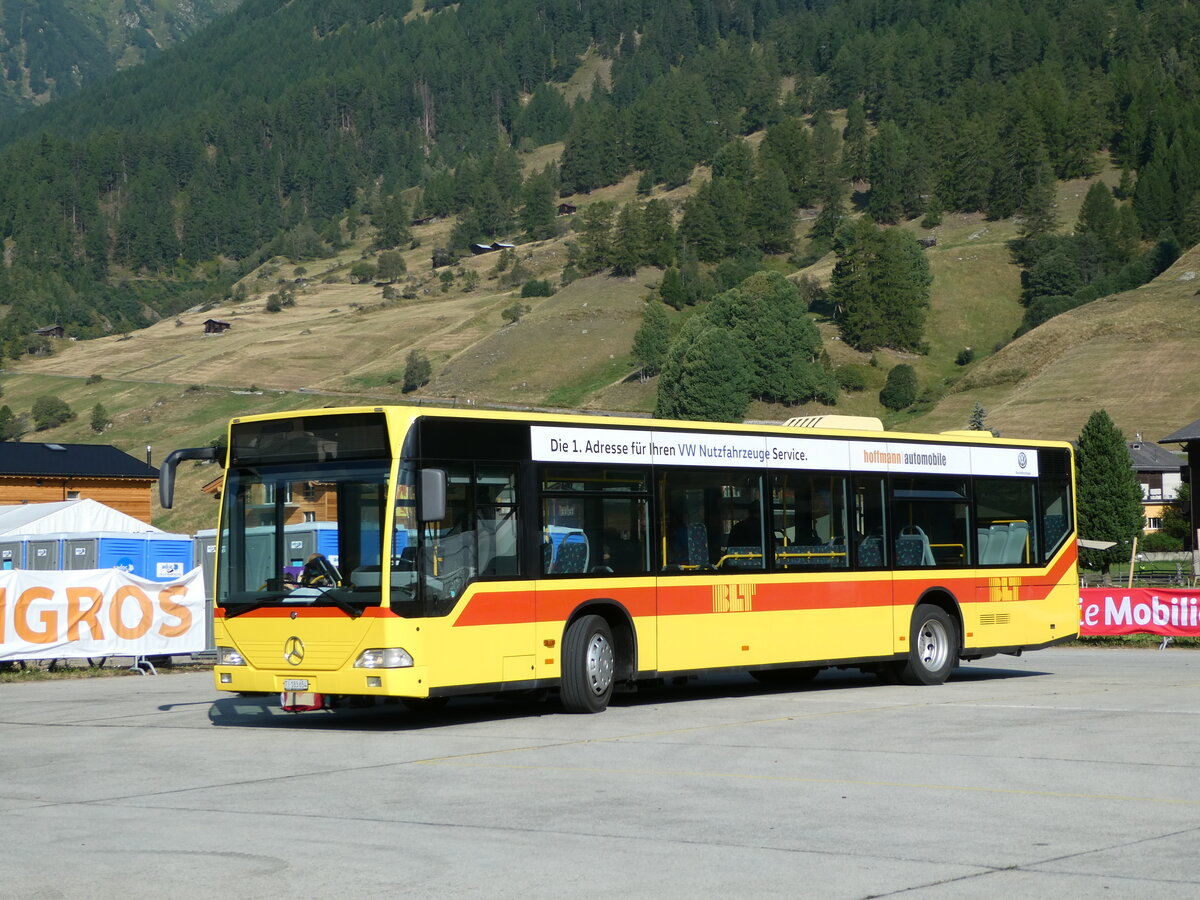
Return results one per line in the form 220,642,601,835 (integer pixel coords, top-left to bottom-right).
354,648,414,669
217,646,246,666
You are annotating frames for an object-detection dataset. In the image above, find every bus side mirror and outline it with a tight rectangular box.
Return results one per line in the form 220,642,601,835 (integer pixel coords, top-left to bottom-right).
159,446,221,509
419,468,447,522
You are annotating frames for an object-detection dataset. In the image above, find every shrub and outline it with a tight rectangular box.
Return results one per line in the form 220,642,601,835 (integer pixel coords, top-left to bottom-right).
834,365,868,392
520,279,554,298
402,350,431,393
501,302,530,324
32,395,75,431
955,347,975,366
1141,531,1183,552
879,364,917,410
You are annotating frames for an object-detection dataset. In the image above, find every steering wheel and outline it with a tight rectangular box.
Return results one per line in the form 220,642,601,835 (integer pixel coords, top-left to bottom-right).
300,554,341,587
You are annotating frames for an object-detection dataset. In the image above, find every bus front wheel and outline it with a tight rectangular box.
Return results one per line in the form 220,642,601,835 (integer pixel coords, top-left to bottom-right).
896,604,958,686
561,614,615,713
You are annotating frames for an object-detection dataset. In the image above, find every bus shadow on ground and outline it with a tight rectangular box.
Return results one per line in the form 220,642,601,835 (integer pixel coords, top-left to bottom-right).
205,664,1049,731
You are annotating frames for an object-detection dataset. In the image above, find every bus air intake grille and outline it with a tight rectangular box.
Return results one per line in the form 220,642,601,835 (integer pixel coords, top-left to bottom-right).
240,641,360,671
978,613,1011,626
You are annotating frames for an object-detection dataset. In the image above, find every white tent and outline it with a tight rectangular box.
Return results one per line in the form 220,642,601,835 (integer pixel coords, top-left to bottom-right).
0,499,162,537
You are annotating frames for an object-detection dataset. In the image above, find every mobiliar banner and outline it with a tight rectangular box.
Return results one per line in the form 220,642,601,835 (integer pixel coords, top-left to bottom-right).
0,567,205,662
1079,588,1200,638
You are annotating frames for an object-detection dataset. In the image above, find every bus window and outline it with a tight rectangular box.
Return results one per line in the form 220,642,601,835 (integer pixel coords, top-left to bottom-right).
974,477,1037,566
1038,448,1073,562
852,476,887,568
540,467,650,576
477,467,519,577
660,470,764,571
890,476,970,567
422,466,477,610
772,473,849,569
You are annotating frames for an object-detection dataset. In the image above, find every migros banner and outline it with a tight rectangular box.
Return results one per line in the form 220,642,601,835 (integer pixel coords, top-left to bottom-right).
0,567,205,662
1080,588,1200,638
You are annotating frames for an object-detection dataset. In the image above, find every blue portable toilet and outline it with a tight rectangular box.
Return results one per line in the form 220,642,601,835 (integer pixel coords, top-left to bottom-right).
95,533,149,577
146,533,194,581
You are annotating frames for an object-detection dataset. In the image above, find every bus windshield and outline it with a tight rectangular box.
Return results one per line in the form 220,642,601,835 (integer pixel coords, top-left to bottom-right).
218,459,389,614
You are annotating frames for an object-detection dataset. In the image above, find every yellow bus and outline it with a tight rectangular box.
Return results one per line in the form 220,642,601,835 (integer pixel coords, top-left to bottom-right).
161,406,1079,713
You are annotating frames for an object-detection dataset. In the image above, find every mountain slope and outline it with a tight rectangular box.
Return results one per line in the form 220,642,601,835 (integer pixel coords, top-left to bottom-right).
915,244,1200,442
0,0,241,119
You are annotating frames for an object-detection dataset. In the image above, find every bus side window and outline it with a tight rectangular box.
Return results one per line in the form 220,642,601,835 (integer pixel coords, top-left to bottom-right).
853,476,887,568
477,466,519,577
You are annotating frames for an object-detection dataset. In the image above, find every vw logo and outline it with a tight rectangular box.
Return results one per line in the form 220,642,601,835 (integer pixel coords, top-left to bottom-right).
1017,451,1028,469
283,636,305,666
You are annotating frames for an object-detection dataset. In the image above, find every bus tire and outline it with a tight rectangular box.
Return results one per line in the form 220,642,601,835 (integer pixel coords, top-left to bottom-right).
561,614,615,713
897,604,958,685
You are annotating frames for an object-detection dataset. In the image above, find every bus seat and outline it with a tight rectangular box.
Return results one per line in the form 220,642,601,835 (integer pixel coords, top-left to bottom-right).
778,545,828,567
896,526,935,566
857,535,884,567
981,524,1009,565
1003,521,1030,564
550,533,589,574
721,546,763,569
976,528,991,566
686,523,709,567
1043,514,1067,549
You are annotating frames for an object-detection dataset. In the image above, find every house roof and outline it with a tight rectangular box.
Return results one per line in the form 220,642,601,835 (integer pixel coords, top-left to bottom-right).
1159,418,1200,445
1127,440,1184,472
0,443,158,480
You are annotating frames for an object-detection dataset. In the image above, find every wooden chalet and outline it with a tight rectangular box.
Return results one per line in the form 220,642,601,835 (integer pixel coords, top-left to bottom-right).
201,474,337,528
204,318,232,334
33,325,65,339
0,443,159,524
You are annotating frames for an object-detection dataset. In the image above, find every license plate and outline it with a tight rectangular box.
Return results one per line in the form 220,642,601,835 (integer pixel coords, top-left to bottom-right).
283,678,309,691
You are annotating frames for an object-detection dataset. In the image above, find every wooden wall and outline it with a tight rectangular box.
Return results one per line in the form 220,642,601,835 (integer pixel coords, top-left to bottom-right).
0,478,156,524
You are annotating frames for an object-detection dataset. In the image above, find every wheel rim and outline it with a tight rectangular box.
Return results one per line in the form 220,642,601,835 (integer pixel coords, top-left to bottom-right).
916,617,949,672
585,632,614,696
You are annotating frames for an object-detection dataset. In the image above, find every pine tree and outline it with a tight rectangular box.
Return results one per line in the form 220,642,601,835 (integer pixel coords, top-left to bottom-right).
519,168,558,242
640,199,676,269
842,97,870,182
968,402,987,431
655,318,752,423
831,220,931,352
1075,409,1145,576
572,202,615,274
867,121,909,224
610,202,644,276
747,164,796,254
373,193,412,249
631,300,670,377
659,266,686,309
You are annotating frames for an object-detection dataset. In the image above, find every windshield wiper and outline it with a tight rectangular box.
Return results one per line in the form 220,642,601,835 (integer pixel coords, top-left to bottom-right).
224,592,289,618
316,590,363,618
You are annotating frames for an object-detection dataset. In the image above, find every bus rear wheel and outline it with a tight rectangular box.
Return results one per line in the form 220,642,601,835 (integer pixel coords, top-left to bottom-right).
896,604,958,685
561,614,615,713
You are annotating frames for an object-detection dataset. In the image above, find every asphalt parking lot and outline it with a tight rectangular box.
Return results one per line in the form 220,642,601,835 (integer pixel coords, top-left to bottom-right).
2,647,1200,899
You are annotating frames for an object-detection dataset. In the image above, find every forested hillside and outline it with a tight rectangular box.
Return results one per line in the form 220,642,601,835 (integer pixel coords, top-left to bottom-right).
0,0,241,118
1,0,1199,425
